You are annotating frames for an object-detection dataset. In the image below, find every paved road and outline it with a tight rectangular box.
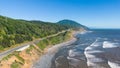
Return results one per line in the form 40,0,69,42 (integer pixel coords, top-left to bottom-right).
0,30,69,60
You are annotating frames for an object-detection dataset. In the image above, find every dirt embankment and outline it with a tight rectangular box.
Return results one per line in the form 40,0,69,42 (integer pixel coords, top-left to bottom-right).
0,44,42,68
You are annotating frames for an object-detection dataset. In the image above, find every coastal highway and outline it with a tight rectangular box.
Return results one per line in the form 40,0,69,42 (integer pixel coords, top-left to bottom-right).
0,30,69,60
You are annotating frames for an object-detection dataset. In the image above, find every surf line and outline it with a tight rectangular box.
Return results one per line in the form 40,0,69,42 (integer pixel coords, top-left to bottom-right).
84,38,100,67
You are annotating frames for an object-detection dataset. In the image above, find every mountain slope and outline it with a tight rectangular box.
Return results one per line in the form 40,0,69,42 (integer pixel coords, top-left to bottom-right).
57,19,89,30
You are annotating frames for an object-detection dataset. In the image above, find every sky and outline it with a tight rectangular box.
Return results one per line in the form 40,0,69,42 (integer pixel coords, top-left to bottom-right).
0,0,120,28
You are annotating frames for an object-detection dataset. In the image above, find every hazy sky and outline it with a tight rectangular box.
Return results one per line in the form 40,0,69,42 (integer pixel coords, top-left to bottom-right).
0,0,120,28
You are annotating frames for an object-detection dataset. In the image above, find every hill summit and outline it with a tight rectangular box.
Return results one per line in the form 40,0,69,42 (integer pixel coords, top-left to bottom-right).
57,19,88,30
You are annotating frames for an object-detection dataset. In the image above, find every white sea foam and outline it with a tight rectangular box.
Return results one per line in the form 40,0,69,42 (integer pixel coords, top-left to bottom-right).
85,53,95,58
67,57,81,67
108,61,120,68
103,41,119,48
84,38,105,67
67,56,79,62
88,31,93,32
85,46,94,50
92,57,104,62
68,49,79,57
68,50,75,57
86,50,103,54
80,32,87,34
80,31,93,34
84,38,101,51
84,51,104,64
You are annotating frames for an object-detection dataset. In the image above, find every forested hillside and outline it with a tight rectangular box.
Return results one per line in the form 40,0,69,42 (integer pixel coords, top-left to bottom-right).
0,16,86,50
58,19,89,30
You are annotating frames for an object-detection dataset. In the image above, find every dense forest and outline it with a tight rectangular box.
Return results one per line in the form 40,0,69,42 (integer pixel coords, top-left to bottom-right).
0,15,86,50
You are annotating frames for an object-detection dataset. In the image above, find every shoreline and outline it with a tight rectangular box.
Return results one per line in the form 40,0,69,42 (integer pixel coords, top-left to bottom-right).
32,32,78,68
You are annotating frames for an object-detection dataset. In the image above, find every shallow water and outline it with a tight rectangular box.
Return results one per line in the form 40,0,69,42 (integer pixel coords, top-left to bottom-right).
33,29,120,68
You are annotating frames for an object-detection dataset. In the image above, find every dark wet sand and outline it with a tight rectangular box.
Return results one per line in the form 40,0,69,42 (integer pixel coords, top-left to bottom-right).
50,41,88,68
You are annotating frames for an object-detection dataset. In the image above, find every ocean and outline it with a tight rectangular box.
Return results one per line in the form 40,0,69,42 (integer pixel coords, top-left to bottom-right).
33,29,120,68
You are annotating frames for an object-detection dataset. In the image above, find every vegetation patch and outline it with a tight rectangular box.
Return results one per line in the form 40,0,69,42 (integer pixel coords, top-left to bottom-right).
15,54,24,64
11,61,22,68
26,45,35,54
2,53,13,61
37,31,72,50
37,39,49,50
